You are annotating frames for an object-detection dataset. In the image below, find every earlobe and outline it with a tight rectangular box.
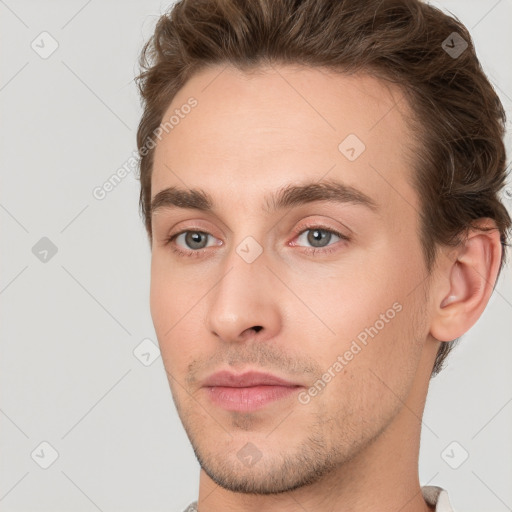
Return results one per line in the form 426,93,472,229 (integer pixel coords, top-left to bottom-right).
430,220,502,342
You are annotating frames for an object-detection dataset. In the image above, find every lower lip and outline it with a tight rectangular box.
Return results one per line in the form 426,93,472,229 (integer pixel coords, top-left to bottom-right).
205,385,301,412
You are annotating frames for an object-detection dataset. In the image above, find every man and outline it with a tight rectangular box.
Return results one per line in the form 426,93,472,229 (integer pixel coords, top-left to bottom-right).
135,0,510,510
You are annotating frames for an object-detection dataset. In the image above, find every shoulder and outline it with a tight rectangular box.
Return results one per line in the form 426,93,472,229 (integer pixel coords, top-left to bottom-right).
422,485,455,511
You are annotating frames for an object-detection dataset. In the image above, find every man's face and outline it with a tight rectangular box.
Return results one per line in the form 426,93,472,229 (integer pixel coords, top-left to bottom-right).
150,65,435,493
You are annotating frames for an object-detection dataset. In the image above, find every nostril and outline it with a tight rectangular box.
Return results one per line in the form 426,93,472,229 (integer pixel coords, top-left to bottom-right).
252,325,263,333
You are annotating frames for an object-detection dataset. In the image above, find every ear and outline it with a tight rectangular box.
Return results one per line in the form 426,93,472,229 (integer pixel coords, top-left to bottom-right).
430,219,503,342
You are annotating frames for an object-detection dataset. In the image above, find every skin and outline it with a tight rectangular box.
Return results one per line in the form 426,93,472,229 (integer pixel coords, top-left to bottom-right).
148,64,502,512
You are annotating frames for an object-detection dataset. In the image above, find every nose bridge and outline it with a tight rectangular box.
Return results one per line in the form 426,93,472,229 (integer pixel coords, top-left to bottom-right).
205,237,279,342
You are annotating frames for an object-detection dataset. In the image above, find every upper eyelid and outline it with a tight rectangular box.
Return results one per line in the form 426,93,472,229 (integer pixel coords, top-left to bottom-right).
171,224,344,237
167,215,351,236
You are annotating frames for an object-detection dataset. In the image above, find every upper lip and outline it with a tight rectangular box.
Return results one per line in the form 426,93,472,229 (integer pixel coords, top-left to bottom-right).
202,370,301,388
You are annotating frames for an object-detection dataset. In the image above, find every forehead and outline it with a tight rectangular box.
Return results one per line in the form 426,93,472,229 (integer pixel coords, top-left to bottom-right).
151,64,419,218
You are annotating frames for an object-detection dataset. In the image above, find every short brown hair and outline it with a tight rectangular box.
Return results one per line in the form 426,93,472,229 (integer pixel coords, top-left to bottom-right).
136,0,511,376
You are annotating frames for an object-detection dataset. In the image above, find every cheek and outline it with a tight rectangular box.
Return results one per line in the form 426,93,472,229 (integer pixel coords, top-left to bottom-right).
149,253,193,331
296,248,412,335
313,298,425,432
150,258,185,365
149,259,169,336
149,255,207,376
292,244,425,376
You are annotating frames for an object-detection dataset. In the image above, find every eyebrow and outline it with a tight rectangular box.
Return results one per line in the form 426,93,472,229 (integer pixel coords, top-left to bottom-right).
150,179,378,217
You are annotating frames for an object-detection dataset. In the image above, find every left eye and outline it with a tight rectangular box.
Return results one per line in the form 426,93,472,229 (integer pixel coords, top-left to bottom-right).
294,227,345,249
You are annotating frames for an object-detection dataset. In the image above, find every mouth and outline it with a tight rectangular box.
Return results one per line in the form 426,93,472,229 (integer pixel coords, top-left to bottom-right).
201,370,304,412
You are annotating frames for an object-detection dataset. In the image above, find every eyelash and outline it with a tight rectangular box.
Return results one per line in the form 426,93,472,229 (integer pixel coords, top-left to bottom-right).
164,223,350,259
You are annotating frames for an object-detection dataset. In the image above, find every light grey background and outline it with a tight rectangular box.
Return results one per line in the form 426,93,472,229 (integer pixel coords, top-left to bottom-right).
0,1,511,511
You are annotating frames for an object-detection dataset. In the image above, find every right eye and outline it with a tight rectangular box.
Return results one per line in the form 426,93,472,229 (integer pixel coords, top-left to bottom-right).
165,229,221,257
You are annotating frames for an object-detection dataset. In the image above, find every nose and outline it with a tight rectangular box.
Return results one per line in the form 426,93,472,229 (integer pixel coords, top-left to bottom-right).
205,247,281,344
